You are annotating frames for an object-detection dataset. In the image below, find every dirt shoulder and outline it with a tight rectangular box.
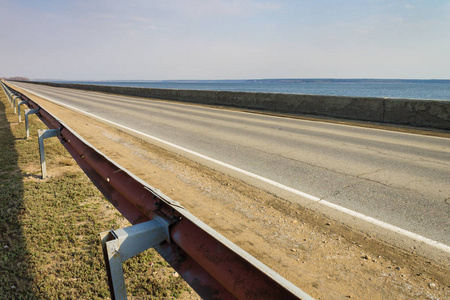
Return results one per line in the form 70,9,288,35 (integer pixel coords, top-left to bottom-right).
14,86,450,299
0,90,198,299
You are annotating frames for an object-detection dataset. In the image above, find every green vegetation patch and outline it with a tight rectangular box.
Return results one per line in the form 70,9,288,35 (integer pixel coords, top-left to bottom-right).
0,90,191,299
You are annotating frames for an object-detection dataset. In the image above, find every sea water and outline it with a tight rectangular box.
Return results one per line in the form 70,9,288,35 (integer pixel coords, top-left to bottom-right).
55,80,450,101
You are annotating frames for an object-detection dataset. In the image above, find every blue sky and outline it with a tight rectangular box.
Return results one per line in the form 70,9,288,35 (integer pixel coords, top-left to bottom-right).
1,0,449,80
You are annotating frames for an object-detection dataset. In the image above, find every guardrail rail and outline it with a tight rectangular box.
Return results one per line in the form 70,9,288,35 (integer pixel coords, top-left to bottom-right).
1,80,313,300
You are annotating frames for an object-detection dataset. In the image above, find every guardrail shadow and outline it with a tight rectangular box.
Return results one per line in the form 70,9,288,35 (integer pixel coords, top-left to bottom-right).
0,92,36,297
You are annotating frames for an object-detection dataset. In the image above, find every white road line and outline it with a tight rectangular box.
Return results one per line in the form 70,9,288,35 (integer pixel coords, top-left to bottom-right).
17,85,450,254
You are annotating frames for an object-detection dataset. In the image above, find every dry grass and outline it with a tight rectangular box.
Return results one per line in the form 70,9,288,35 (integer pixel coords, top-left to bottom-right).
0,89,192,299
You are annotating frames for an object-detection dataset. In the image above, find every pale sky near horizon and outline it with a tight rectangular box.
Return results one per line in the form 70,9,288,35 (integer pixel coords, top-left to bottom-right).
1,0,449,80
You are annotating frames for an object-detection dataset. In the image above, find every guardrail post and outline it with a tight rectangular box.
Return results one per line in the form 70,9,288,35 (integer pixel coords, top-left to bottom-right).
25,109,39,139
12,95,20,112
7,89,12,102
9,92,14,106
38,128,61,179
100,216,170,300
18,100,28,123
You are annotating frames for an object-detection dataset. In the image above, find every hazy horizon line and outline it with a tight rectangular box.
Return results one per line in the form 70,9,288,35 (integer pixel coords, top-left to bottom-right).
32,78,450,82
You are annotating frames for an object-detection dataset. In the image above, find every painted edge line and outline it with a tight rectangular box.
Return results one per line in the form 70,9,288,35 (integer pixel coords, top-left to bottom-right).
17,84,450,254
18,82,450,142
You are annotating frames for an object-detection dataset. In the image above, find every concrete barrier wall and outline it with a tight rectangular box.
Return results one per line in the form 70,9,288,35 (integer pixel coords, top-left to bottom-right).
20,81,450,130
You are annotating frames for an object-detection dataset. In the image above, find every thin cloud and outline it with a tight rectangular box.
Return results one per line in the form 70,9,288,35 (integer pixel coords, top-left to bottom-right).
0,0,448,79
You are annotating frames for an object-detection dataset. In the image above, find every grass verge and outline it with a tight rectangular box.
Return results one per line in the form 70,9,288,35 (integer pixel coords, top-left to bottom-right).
0,89,193,299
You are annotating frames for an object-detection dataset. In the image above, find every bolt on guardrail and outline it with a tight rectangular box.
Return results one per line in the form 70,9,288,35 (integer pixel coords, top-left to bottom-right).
38,128,61,179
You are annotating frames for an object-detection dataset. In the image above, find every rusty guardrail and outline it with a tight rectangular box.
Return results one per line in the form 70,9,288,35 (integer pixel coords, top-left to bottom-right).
2,81,313,300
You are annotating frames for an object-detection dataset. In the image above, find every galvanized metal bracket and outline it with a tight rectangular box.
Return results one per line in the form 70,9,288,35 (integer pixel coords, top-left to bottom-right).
99,216,169,300
12,95,20,111
18,100,28,123
25,109,39,139
38,128,61,179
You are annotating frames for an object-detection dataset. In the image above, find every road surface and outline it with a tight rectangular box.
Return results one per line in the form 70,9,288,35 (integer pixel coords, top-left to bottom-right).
10,81,450,251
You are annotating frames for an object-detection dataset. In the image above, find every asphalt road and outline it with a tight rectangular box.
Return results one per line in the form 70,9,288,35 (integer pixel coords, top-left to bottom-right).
11,81,450,248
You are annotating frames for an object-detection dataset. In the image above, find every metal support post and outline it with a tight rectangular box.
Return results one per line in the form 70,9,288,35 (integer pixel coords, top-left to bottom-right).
100,216,171,300
7,90,13,103
18,101,28,123
8,92,13,106
38,128,61,179
25,109,39,139
12,95,20,112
